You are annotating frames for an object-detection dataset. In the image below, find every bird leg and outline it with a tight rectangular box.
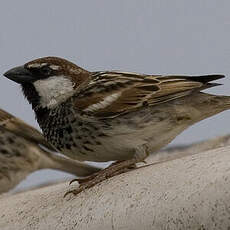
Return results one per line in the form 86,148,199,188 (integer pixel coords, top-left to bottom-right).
64,159,138,197
69,161,136,185
64,144,149,197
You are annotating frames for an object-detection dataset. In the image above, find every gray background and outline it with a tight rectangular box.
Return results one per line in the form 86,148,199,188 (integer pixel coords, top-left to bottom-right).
0,0,230,191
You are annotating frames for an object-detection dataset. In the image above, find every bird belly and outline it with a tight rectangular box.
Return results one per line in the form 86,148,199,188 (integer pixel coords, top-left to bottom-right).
58,115,189,162
58,134,138,162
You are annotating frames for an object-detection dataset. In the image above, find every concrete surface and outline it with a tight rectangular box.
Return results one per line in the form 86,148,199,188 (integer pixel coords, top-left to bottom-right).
1,142,230,229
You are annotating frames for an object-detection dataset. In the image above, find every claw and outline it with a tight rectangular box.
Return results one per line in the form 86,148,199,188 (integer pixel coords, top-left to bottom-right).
69,178,80,185
64,184,88,197
76,176,96,184
69,176,95,185
64,189,79,197
64,160,139,198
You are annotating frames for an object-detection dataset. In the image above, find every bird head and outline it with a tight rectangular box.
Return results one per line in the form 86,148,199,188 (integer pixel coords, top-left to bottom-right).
4,57,90,109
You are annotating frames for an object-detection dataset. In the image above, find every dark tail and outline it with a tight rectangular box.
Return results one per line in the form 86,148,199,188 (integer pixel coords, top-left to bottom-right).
185,74,225,84
182,74,225,90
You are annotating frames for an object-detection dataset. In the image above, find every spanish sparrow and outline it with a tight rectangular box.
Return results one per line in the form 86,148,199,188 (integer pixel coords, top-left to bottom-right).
4,57,230,195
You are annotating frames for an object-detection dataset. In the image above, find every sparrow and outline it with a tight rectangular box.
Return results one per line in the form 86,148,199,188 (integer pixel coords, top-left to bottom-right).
0,108,100,194
4,56,230,195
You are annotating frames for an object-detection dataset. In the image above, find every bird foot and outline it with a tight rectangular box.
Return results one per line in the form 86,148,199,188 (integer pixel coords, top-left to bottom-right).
64,160,137,197
69,161,136,185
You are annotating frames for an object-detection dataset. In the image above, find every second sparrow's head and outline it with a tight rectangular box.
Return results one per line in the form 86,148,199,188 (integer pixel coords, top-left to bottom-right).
4,57,90,109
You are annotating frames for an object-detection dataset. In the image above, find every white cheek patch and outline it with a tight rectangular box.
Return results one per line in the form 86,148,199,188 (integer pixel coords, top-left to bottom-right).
84,92,122,112
33,76,75,108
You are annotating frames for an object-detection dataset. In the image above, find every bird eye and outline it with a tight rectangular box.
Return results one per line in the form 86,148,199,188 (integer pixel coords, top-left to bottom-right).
26,63,55,79
40,66,52,76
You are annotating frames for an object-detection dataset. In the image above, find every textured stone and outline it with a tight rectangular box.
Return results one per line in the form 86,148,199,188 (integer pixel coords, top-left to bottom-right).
1,141,230,229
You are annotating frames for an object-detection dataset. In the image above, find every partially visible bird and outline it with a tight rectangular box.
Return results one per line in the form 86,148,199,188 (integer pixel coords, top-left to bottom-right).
0,108,100,194
4,56,230,195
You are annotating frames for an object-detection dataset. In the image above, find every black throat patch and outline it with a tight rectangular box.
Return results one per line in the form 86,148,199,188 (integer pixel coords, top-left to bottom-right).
21,83,41,110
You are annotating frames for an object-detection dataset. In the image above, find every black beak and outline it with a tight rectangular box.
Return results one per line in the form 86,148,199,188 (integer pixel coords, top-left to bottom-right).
3,66,35,84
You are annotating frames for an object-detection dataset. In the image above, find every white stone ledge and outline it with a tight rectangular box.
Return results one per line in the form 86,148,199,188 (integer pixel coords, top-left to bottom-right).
1,143,230,229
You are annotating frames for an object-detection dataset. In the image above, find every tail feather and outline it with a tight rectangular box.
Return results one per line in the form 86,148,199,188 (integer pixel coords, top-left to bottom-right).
184,74,225,84
199,82,223,91
39,150,101,176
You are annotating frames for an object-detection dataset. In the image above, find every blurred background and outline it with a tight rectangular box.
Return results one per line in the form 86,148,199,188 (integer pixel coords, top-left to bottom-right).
0,0,230,191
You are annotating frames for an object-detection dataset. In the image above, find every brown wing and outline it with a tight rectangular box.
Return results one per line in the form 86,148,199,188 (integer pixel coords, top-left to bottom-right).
75,71,224,118
0,109,55,150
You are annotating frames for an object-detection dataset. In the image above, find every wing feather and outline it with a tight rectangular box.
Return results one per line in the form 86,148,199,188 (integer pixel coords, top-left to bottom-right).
75,72,224,118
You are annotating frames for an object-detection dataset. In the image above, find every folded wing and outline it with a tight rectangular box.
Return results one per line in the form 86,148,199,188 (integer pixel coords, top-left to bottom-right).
75,72,224,118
